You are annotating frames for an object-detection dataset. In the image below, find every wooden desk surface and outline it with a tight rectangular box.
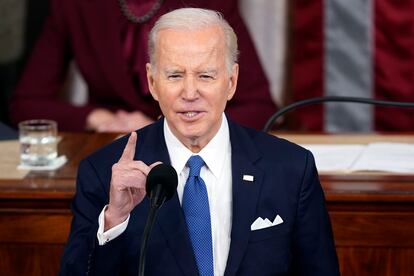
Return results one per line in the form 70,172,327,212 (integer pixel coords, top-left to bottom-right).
0,132,118,201
1,132,414,275
2,132,413,203
275,133,414,202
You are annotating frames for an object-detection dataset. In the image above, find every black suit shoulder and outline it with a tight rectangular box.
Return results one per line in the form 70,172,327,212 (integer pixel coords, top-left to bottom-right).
233,123,312,166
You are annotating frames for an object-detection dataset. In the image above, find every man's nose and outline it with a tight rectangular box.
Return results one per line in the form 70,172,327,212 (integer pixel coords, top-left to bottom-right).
182,76,198,100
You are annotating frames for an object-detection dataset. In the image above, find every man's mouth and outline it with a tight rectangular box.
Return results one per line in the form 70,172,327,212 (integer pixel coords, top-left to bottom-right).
178,111,204,120
183,111,199,118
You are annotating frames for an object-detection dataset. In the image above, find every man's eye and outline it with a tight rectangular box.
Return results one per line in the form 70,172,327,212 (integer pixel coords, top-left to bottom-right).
168,74,181,80
200,74,214,80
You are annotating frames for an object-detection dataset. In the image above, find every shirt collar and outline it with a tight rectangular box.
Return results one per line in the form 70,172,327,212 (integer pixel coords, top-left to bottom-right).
164,114,231,178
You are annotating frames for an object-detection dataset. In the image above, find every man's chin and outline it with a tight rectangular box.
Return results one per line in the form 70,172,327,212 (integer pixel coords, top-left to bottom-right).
175,124,204,140
179,128,203,141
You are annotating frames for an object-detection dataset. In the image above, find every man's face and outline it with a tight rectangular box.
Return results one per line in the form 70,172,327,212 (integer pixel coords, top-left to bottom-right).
146,26,238,152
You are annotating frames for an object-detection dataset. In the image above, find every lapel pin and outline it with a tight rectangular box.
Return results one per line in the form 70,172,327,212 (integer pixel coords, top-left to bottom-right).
243,174,254,182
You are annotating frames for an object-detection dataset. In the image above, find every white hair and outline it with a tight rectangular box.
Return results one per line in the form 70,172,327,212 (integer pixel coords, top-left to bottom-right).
148,8,239,72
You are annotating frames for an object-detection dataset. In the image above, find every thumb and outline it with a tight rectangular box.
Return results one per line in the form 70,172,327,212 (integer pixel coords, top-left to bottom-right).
149,161,163,169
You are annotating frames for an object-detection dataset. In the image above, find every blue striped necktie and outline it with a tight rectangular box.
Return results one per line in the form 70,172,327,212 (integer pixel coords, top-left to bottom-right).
182,155,214,276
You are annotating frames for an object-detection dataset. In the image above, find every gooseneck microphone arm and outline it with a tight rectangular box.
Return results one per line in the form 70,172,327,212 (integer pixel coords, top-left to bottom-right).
263,96,414,133
138,164,178,276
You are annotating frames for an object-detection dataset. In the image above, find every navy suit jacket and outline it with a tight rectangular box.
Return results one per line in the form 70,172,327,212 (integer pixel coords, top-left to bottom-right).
60,118,339,275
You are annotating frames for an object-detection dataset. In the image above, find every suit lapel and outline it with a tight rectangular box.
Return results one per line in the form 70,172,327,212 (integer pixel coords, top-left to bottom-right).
137,119,198,276
224,121,264,276
157,195,199,276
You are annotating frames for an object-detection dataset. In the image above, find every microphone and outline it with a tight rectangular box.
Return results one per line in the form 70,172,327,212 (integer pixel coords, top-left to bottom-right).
139,164,178,276
146,163,178,209
263,96,414,132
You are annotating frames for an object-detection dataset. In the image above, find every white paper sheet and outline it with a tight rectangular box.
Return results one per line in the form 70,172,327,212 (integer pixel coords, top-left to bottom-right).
302,143,414,173
351,143,414,173
301,144,365,172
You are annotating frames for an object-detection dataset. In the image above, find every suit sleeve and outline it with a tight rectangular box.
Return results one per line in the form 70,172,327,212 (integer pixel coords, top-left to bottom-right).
291,151,340,275
59,158,127,276
9,0,96,131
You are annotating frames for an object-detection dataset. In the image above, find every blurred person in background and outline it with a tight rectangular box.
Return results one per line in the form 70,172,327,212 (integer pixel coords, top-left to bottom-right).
9,0,276,133
0,0,26,126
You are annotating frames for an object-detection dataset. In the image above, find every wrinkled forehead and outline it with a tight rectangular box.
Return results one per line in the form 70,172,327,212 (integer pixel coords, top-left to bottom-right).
155,26,226,59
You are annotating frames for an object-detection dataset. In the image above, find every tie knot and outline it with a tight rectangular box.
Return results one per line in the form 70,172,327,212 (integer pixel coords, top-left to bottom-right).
187,155,205,177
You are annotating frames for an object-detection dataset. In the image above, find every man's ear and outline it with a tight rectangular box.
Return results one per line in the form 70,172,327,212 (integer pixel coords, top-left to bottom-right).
227,63,239,101
146,63,159,101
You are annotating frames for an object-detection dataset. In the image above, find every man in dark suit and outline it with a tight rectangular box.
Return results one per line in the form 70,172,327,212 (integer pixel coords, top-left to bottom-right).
60,8,339,275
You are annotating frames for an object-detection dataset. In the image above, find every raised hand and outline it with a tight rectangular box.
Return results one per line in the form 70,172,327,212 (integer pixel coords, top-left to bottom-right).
105,132,160,230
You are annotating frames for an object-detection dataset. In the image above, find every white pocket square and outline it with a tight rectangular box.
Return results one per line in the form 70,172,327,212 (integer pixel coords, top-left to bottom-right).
250,215,284,231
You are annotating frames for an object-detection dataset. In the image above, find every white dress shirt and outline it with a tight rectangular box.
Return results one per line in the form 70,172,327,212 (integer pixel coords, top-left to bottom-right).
97,114,233,276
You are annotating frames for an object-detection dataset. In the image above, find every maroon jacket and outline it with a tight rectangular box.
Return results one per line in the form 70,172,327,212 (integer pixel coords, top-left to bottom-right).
10,0,276,131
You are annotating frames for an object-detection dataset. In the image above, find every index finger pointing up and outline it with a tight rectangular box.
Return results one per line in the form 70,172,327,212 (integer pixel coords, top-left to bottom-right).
119,132,137,161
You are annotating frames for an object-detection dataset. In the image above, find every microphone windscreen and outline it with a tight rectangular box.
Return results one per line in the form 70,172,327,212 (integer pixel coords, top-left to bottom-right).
146,163,178,201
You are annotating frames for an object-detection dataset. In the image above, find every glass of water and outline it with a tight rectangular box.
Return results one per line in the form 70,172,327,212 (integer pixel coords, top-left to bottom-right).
19,119,58,166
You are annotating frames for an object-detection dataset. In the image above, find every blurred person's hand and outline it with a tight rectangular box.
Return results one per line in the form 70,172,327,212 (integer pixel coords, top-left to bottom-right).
86,108,153,133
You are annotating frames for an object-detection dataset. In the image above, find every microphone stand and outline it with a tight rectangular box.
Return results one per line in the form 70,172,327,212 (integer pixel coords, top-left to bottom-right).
138,186,166,276
263,96,414,132
138,206,158,276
